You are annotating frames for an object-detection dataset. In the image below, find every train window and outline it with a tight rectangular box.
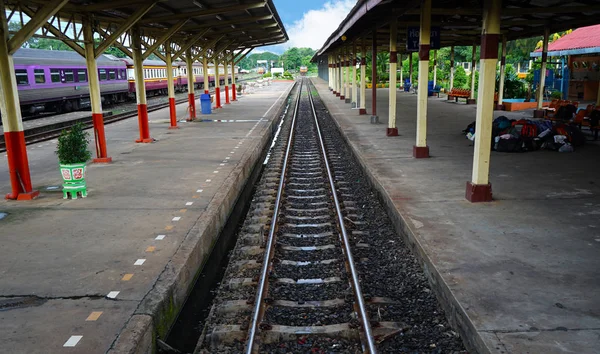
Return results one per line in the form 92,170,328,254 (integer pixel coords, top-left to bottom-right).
64,69,75,83
109,69,116,80
15,69,28,85
34,69,45,84
51,69,60,83
99,69,107,81
77,69,87,82
120,69,126,79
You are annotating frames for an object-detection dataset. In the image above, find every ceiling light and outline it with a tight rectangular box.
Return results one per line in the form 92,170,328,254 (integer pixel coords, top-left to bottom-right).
192,0,203,9
215,15,223,20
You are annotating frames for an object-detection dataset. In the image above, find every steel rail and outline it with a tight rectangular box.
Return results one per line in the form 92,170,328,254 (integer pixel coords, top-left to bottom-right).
245,79,301,354
307,79,378,354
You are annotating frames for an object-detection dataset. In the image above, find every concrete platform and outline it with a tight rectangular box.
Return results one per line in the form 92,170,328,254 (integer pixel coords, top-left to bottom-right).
312,78,600,354
0,81,294,353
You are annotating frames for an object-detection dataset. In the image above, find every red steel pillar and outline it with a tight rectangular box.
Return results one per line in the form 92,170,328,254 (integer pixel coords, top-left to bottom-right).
0,16,38,200
466,0,502,202
131,27,152,143
214,56,222,109
231,55,237,102
166,43,178,129
83,18,112,162
186,48,196,121
224,55,230,104
203,56,209,94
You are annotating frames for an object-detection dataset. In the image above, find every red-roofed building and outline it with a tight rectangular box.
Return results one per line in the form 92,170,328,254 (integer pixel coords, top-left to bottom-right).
532,25,600,101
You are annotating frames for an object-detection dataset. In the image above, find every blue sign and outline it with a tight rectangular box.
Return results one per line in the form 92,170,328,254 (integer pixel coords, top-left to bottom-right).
406,26,441,51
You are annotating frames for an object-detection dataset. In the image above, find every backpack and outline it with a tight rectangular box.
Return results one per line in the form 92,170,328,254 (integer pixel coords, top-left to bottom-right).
521,123,538,138
463,121,476,134
493,116,511,130
565,125,586,146
496,137,524,153
554,124,570,141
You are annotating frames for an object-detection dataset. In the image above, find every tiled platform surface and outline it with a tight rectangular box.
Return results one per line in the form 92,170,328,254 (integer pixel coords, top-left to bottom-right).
0,81,294,354
313,78,600,354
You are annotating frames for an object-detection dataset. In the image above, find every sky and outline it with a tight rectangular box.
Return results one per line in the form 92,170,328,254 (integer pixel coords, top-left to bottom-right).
258,0,356,54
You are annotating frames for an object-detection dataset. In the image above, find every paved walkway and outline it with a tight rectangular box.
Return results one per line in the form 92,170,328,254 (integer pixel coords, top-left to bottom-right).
313,78,600,354
0,81,293,353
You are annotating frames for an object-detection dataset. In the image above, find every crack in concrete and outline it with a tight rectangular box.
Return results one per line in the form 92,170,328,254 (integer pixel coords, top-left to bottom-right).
481,327,600,334
0,294,134,301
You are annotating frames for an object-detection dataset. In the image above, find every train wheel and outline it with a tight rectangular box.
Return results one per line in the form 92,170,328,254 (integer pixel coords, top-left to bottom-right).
64,101,73,112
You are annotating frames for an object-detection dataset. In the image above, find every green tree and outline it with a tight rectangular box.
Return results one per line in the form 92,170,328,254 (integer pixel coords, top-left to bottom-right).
453,66,468,88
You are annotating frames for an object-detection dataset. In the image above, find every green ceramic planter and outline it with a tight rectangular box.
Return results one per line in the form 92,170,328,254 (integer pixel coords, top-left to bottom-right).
60,163,87,199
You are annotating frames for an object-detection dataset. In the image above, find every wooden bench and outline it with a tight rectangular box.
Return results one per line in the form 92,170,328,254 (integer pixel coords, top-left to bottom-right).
447,88,471,102
432,85,442,97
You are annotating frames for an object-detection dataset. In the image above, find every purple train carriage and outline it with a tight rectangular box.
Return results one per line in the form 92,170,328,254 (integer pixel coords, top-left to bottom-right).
10,48,238,116
13,48,128,114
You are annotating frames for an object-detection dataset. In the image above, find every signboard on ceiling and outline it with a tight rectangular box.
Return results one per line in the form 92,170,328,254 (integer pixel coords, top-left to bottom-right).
406,26,441,52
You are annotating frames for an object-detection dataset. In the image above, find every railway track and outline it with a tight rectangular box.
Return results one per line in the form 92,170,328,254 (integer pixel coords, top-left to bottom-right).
196,79,410,354
0,76,261,153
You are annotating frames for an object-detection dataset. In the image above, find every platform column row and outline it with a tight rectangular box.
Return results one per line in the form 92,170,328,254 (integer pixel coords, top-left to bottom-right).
214,54,222,109
466,0,501,202
224,54,230,105
131,26,153,143
387,19,398,136
497,36,507,110
203,56,209,94
414,0,431,157
352,42,358,108
231,54,237,102
165,43,178,129
359,39,367,115
83,18,112,163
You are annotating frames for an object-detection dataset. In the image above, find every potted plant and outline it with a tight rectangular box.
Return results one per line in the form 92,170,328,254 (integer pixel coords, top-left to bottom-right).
55,123,92,199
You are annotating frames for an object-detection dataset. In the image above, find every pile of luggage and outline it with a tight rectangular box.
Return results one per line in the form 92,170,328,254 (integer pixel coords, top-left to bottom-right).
463,116,586,153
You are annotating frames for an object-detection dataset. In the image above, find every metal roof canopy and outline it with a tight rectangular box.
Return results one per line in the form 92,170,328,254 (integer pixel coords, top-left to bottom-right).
315,0,600,56
6,0,288,58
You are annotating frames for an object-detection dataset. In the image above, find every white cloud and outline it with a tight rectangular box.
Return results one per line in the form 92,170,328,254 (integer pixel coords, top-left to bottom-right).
284,0,356,51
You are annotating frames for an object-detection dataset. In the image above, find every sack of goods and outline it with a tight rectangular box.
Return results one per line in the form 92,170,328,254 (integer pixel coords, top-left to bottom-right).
464,115,587,154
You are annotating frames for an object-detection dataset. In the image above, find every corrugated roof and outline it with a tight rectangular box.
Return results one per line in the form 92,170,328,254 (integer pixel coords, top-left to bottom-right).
539,25,600,52
531,24,600,57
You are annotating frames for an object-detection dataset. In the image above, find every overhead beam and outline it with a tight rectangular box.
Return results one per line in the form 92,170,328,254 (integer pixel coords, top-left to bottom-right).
95,1,157,57
96,26,133,58
79,0,166,12
172,28,212,60
191,35,224,62
7,0,69,54
19,5,85,56
235,48,253,65
139,2,266,24
142,18,188,59
181,15,273,30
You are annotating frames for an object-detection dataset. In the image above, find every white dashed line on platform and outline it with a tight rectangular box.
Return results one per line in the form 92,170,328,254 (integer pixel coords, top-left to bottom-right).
220,163,225,166
186,202,194,206
172,217,181,221
63,335,83,347
213,171,219,173
206,179,211,182
106,291,120,299
134,259,146,265
197,189,203,193
225,157,231,159
156,235,166,240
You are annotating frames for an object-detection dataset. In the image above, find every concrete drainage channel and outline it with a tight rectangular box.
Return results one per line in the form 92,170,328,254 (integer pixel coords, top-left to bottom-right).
159,84,298,354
